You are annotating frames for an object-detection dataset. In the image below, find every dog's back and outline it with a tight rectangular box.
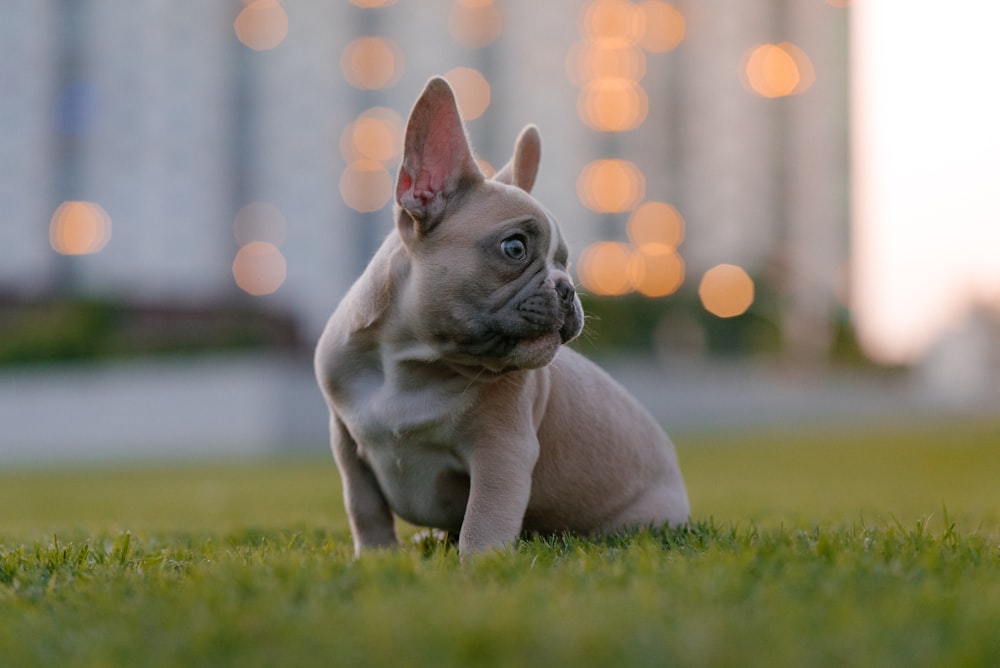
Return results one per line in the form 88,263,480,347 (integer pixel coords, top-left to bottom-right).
524,346,690,535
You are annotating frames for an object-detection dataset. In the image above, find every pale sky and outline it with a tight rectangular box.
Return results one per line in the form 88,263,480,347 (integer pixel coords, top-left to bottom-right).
852,1,1000,363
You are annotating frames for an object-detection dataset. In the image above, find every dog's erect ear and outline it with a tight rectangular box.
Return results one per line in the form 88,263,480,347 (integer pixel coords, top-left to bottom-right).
395,77,484,234
493,125,541,194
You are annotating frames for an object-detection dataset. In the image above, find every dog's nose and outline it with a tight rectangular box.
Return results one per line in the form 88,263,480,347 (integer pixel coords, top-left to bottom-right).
555,278,576,306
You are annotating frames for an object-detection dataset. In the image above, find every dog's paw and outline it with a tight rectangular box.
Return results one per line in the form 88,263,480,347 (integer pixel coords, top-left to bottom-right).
410,528,457,556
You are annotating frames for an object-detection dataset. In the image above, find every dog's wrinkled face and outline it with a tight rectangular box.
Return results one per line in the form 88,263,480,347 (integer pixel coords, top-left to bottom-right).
408,185,584,371
393,78,583,372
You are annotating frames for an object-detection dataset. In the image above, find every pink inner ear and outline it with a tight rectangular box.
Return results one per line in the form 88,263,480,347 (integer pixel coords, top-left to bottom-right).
412,155,449,196
396,77,483,219
414,111,466,195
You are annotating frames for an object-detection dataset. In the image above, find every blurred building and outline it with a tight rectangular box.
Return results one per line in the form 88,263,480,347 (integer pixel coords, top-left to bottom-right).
0,0,850,357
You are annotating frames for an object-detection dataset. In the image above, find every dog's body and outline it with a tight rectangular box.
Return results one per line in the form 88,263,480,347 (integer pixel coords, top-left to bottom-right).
315,78,689,557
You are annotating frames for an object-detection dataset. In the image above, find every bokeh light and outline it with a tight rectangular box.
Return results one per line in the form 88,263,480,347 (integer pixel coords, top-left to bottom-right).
742,42,815,98
340,159,394,212
449,0,503,49
476,158,496,178
348,0,397,7
628,244,684,297
49,201,112,255
567,42,646,86
627,201,684,250
571,1,660,133
699,264,755,317
232,241,287,296
339,107,403,164
581,0,644,49
341,37,403,90
578,77,648,131
443,67,491,120
636,0,685,52
233,201,287,248
577,241,633,296
233,0,288,51
577,159,645,213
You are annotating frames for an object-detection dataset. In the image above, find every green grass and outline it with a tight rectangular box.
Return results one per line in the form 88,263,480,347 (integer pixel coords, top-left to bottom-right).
2,421,999,667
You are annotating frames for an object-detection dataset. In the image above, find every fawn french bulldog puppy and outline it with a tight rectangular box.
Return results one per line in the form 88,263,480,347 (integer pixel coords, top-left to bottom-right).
315,77,689,557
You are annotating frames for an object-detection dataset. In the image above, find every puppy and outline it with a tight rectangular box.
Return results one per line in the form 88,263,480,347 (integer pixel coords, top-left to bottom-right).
315,77,689,557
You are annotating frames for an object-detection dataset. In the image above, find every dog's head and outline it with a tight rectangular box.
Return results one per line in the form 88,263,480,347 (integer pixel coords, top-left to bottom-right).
393,77,584,372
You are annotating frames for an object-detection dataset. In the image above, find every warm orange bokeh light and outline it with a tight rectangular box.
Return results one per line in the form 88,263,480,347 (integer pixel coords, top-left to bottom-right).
743,42,815,98
577,159,645,213
567,42,646,87
340,108,403,164
577,241,633,296
444,67,491,120
449,0,503,49
636,0,685,52
232,241,287,296
233,201,287,248
476,158,496,178
582,0,644,49
699,264,755,317
49,201,112,255
352,117,399,163
627,201,684,249
348,0,397,7
233,0,288,51
629,244,684,297
578,79,648,132
744,44,798,97
341,37,403,90
340,159,394,212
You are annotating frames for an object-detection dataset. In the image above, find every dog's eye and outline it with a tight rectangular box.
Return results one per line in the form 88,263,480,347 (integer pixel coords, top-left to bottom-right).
500,236,527,261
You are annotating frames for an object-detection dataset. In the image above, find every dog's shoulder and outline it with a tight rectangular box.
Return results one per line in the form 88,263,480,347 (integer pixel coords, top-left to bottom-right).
315,232,408,396
345,232,409,333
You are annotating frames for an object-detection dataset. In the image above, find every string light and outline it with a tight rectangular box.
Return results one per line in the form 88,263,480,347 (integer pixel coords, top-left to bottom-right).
233,202,287,248
340,107,404,164
577,159,645,213
699,264,755,317
348,0,397,7
636,0,685,53
233,0,288,51
443,67,491,120
340,37,403,90
449,0,503,49
742,42,815,98
340,159,394,213
577,241,634,296
49,201,112,255
232,202,289,296
629,244,684,297
627,201,684,250
232,241,287,296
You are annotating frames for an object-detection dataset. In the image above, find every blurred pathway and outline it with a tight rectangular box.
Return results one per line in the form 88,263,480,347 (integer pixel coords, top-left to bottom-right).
0,354,990,465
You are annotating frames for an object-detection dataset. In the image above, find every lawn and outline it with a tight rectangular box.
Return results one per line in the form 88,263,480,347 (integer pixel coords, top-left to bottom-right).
1,420,998,667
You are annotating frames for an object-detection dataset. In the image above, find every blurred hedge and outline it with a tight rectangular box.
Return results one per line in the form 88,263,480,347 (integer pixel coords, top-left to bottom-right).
0,296,300,366
0,289,868,367
573,286,868,366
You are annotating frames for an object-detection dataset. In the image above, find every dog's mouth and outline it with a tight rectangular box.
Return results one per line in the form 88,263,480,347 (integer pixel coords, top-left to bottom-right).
442,286,584,373
513,330,562,362
444,328,564,374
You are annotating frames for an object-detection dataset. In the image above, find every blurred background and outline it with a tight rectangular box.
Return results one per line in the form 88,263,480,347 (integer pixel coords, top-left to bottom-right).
1,0,998,464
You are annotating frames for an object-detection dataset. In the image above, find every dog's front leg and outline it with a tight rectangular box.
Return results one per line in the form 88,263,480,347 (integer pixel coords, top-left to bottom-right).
329,416,397,556
459,438,539,558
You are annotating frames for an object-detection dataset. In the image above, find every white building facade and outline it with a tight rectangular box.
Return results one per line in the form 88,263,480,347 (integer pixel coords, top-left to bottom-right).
0,0,849,351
